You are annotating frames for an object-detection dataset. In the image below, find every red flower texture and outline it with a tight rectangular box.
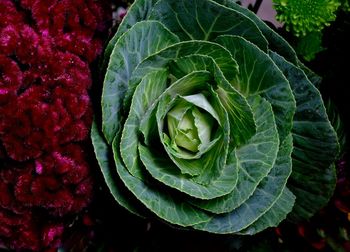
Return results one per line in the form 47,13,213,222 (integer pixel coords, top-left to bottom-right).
0,1,24,28
21,0,109,62
0,0,111,250
0,85,91,161
12,144,93,216
0,55,23,105
0,162,67,250
0,25,21,56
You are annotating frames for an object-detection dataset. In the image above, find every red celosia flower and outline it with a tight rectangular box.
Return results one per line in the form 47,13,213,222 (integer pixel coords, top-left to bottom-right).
0,0,111,250
0,84,91,161
12,144,93,216
16,25,42,65
0,162,66,251
0,1,24,28
22,0,108,62
0,25,20,55
0,55,23,105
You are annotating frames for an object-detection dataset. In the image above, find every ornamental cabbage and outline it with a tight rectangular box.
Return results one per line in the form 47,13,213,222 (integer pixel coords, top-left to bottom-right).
92,0,340,234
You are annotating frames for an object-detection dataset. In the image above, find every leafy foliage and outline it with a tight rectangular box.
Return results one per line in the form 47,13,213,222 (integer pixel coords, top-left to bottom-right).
294,32,325,62
92,0,339,235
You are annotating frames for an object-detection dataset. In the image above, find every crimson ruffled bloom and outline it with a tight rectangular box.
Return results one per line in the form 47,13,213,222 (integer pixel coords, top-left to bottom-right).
0,84,91,161
0,55,22,105
0,0,110,250
0,1,24,27
12,145,93,216
21,0,108,62
1,161,72,250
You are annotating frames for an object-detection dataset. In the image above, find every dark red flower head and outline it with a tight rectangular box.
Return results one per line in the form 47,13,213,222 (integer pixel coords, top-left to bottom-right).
0,0,111,250
21,0,109,62
0,55,23,105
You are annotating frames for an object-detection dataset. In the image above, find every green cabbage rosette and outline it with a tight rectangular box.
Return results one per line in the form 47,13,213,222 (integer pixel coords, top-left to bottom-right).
92,0,339,234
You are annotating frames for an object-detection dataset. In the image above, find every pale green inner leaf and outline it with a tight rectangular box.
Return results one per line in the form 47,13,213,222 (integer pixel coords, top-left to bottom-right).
174,110,200,153
169,53,257,147
139,86,238,200
155,72,224,177
164,97,220,161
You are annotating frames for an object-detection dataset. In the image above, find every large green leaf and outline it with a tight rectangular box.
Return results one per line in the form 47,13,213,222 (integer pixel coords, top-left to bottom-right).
216,35,289,96
91,122,145,217
212,0,298,64
139,143,238,199
125,40,240,107
238,135,295,235
169,54,218,79
193,118,292,233
192,96,279,214
112,138,212,227
269,52,339,221
261,53,296,143
216,33,295,144
239,187,295,235
102,20,179,143
120,69,168,179
101,0,159,71
214,80,255,148
150,0,267,51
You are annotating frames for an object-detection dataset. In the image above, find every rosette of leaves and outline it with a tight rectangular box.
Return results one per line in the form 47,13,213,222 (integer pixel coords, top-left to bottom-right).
92,0,340,234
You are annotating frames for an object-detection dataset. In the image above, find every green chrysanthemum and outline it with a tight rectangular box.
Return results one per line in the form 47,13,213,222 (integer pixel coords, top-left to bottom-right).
273,0,340,36
341,0,350,11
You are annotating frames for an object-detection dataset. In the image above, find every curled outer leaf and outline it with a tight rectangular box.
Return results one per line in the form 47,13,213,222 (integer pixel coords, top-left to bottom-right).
92,0,340,235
